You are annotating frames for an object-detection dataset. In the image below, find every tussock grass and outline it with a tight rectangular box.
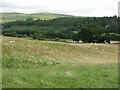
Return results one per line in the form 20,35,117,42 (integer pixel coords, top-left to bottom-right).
2,36,118,88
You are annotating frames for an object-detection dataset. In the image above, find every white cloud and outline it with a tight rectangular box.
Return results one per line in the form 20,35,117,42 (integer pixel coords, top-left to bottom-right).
0,0,119,16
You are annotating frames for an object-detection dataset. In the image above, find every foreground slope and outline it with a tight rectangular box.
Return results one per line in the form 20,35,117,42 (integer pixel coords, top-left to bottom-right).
2,36,118,88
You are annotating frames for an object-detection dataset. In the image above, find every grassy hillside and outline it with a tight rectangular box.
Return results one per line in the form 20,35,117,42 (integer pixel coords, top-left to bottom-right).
2,36,118,88
0,36,1,89
1,12,71,23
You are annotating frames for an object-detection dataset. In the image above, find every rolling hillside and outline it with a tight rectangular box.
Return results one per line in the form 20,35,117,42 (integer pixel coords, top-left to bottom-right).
1,12,72,23
2,36,118,88
1,12,119,88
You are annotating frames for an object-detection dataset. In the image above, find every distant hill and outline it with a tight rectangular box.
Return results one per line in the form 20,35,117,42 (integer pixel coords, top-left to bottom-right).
1,12,72,23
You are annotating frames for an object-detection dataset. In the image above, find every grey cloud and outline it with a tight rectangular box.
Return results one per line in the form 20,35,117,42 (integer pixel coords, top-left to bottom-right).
0,0,117,17
1,1,16,8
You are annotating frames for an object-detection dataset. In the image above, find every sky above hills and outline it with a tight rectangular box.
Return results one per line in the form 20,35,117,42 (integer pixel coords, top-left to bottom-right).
0,0,119,17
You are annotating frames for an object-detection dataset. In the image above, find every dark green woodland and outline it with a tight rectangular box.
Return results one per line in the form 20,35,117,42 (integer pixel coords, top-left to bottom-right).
2,14,120,43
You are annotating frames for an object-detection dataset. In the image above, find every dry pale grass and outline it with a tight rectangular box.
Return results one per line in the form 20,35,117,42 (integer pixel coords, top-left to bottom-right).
2,36,118,88
2,36,118,65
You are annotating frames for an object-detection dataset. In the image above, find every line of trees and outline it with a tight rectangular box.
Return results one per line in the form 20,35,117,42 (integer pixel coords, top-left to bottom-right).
2,15,120,43
72,27,110,43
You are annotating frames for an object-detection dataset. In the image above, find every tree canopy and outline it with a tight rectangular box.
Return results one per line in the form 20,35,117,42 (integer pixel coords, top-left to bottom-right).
2,15,120,42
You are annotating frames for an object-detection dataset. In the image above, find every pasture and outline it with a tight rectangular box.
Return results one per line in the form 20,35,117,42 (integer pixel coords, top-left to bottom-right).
1,13,71,23
2,36,118,88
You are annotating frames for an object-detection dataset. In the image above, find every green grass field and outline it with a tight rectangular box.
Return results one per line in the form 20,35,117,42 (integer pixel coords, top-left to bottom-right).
0,36,2,89
1,12,71,23
2,36,118,88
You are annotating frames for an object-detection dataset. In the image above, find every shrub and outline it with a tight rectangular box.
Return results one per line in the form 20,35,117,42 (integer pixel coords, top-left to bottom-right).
54,37,60,41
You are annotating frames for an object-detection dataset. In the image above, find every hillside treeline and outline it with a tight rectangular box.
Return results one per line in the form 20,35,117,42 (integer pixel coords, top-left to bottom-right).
2,15,120,43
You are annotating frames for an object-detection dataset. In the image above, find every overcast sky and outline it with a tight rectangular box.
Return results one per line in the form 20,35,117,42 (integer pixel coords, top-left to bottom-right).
0,0,119,17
